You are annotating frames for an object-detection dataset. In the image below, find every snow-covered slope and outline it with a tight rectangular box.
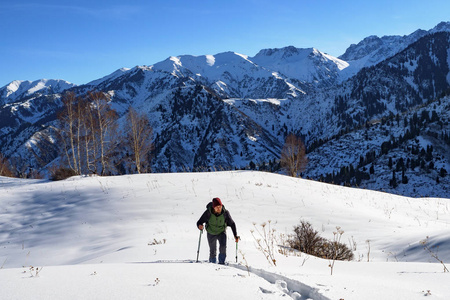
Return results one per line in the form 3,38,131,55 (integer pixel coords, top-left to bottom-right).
1,171,449,299
86,67,131,86
306,94,450,197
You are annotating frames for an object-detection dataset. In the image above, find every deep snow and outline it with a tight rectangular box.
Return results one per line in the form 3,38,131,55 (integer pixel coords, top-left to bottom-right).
1,171,449,299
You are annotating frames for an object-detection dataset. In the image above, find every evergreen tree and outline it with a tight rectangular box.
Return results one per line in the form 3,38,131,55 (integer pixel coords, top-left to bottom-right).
401,170,408,184
396,158,405,172
390,170,398,188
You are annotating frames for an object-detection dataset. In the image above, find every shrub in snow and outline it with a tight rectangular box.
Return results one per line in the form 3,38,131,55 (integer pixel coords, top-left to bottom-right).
288,220,354,262
50,167,77,181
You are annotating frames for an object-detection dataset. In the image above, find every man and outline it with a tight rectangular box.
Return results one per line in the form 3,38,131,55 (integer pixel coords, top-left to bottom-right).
197,197,239,264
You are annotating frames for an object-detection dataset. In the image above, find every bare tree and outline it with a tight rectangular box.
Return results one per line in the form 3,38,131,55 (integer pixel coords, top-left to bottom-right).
125,107,154,174
74,95,88,174
82,96,98,174
0,153,14,177
58,91,81,174
87,91,118,175
57,90,118,176
280,133,308,177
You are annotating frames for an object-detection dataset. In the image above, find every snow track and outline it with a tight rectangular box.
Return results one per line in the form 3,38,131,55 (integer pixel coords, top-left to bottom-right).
229,263,330,300
149,260,329,300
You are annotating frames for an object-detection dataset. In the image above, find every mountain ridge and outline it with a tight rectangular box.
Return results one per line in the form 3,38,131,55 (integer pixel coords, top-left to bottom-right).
3,21,450,94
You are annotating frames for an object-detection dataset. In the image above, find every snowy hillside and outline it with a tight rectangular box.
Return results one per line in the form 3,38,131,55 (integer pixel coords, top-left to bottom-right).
1,171,450,299
306,95,450,197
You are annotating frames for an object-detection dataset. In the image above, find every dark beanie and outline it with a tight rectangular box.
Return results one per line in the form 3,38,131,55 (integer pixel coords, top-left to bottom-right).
212,197,222,207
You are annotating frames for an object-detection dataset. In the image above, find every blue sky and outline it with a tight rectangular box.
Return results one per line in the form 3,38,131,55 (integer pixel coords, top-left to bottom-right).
1,0,449,87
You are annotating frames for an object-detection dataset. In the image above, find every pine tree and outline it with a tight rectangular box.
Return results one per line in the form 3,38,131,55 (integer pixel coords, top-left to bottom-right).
402,170,408,184
390,170,398,188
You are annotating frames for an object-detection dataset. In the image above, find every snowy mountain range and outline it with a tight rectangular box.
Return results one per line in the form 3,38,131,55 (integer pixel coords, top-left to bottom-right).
1,22,449,198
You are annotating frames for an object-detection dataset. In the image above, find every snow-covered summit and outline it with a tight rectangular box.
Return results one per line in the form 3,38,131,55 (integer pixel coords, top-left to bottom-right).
338,21,450,80
0,79,75,105
148,51,308,98
430,21,450,33
253,45,310,60
149,46,347,90
251,46,348,84
152,51,261,81
339,35,386,62
86,67,131,86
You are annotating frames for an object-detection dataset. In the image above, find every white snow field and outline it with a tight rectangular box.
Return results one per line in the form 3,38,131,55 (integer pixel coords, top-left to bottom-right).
1,171,449,299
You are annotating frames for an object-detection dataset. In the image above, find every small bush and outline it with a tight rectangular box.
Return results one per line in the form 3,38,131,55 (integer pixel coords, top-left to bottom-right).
51,167,77,181
288,220,354,261
289,220,323,255
323,240,354,261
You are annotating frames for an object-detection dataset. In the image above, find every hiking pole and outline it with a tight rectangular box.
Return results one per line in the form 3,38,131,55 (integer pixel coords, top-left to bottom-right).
235,236,240,263
196,229,203,263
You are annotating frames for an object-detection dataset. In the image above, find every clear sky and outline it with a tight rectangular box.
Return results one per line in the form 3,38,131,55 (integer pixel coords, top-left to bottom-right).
1,0,449,87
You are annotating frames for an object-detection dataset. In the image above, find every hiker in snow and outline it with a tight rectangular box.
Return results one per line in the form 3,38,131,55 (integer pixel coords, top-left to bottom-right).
197,197,239,264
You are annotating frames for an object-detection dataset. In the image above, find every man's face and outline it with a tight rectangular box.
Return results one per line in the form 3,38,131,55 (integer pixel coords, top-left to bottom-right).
213,205,222,214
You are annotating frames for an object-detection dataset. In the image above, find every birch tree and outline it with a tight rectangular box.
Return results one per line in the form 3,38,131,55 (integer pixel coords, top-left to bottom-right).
125,107,153,174
87,91,118,175
57,90,118,175
58,91,81,174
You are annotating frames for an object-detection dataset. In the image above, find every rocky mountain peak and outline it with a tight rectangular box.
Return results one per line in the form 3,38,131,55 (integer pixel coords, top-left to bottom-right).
432,21,450,33
252,46,314,61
